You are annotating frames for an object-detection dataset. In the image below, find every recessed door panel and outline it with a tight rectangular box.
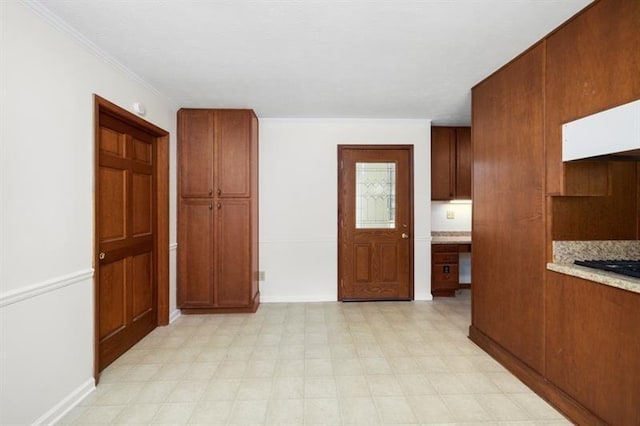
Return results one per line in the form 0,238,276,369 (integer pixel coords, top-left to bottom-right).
99,167,127,243
354,244,372,282
216,199,251,307
178,200,214,306
132,173,152,237
216,110,251,197
132,137,152,165
132,252,153,320
100,127,125,158
99,258,126,340
379,243,398,283
179,110,214,198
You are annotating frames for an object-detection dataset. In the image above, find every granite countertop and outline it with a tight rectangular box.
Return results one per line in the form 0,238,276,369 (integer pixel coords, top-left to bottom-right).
431,231,471,244
547,240,640,295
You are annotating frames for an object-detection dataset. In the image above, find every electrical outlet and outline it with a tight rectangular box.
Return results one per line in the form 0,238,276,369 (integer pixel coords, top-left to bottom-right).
258,271,266,281
446,210,455,219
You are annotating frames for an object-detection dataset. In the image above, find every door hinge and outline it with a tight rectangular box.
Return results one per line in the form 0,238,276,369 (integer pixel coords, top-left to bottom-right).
340,278,344,291
340,160,343,170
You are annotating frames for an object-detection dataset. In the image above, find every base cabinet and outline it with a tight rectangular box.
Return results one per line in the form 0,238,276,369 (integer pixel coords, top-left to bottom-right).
178,109,259,313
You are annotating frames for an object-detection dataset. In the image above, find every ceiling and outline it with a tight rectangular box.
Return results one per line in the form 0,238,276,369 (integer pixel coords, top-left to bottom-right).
37,0,592,125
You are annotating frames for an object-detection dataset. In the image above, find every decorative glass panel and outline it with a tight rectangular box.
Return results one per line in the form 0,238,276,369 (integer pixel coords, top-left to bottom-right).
355,162,396,229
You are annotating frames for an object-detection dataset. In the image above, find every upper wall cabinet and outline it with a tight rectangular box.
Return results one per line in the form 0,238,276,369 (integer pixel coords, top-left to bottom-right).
431,126,471,200
545,0,640,196
179,109,254,198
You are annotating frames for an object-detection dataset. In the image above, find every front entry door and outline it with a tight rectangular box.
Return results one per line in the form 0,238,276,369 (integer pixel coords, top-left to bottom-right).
338,146,414,300
96,109,158,371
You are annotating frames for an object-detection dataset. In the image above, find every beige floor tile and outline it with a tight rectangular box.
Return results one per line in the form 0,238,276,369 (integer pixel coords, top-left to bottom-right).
277,344,305,360
152,402,197,424
374,396,418,424
166,381,208,403
244,359,277,378
426,372,469,394
228,399,268,424
441,394,492,422
476,393,532,421
336,375,370,397
152,363,192,381
183,362,219,381
396,374,438,396
304,376,338,398
236,378,273,400
509,393,568,421
75,405,125,424
187,400,233,424
111,403,161,424
414,356,450,373
304,398,342,424
367,375,404,397
132,381,179,404
95,383,145,406
271,376,305,399
407,395,454,423
305,358,334,376
273,358,305,377
340,396,381,425
360,357,393,375
265,398,304,424
200,379,240,401
332,357,365,376
55,406,88,425
486,371,535,394
214,360,249,379
455,372,502,394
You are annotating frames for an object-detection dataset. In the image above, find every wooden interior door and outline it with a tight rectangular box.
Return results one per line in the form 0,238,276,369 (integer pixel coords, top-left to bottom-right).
338,146,414,301
96,110,157,371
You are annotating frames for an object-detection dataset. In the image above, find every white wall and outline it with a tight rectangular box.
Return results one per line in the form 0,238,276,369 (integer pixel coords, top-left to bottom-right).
431,201,472,231
0,2,177,424
259,119,432,302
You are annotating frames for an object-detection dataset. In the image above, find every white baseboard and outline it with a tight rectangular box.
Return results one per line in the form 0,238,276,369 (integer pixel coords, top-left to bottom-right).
260,294,337,303
34,378,95,426
169,309,181,323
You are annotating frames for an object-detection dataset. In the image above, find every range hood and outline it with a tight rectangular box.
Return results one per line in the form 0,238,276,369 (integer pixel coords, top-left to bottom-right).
562,99,640,161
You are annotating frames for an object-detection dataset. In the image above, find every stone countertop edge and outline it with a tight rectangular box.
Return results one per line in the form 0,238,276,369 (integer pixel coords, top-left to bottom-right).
431,231,471,245
547,262,640,295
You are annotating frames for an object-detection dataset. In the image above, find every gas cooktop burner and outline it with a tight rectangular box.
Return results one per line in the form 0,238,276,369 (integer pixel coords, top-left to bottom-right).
574,260,640,279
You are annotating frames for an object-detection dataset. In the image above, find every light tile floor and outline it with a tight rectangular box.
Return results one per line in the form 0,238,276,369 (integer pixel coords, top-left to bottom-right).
58,290,571,425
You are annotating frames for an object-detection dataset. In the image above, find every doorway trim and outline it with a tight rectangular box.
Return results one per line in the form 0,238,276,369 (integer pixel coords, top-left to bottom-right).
93,95,170,380
337,145,415,301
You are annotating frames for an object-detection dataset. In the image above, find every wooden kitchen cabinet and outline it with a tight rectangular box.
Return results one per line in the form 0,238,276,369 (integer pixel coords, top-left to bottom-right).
544,0,639,196
431,126,471,200
178,109,259,313
432,244,467,297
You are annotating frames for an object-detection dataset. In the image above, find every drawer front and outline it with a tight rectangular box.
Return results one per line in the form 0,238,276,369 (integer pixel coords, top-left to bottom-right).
433,263,459,283
432,244,458,253
433,253,459,263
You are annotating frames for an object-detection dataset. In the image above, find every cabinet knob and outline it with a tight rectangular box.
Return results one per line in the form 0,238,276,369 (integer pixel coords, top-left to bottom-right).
209,203,213,210
217,188,222,196
217,202,222,209
209,189,213,196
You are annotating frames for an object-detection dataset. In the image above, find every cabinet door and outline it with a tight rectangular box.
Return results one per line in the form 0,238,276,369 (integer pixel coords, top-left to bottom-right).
215,110,252,198
455,127,472,199
178,200,214,307
215,199,252,307
179,110,214,198
431,127,455,200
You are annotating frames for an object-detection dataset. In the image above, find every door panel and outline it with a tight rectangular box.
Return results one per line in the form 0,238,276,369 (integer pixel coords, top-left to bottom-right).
98,258,126,339
216,199,251,306
178,200,214,307
132,252,153,319
132,173,152,237
179,110,214,198
99,167,127,243
339,146,413,301
97,111,157,371
216,110,251,198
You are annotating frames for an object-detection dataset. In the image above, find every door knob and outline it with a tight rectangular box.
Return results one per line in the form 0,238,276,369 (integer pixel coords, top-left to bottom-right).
401,233,409,239
99,252,105,260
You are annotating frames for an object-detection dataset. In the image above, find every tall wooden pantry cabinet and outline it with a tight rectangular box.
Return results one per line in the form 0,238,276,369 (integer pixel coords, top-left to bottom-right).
177,109,259,313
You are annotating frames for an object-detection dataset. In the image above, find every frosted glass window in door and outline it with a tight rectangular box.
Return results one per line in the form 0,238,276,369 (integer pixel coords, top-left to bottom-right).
355,162,396,229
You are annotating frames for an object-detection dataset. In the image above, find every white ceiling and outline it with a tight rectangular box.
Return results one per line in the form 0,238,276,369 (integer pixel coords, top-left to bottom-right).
37,0,592,125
